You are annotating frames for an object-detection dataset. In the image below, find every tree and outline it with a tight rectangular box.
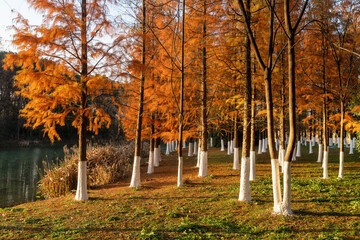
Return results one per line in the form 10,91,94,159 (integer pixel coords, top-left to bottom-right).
237,0,281,208
130,0,147,188
282,0,309,214
239,0,252,202
323,0,360,179
4,0,122,200
199,0,208,177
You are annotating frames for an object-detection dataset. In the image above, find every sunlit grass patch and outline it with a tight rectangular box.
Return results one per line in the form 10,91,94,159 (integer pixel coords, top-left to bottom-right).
1,146,360,239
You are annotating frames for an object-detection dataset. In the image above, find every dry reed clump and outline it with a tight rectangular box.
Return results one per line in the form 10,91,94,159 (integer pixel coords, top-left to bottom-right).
39,142,148,198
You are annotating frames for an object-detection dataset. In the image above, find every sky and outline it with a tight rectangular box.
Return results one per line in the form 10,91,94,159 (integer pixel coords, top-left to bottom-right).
0,0,42,52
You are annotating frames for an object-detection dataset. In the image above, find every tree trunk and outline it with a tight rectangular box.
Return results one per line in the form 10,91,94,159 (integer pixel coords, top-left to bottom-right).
338,100,345,178
154,137,160,166
322,32,329,180
221,130,225,151
282,0,296,215
239,0,252,200
75,0,89,201
147,119,155,174
279,52,286,170
227,132,231,155
264,68,281,211
188,138,193,156
130,0,146,188
317,117,323,163
281,0,308,215
177,0,186,187
249,83,256,181
233,111,240,170
296,114,301,157
199,1,208,177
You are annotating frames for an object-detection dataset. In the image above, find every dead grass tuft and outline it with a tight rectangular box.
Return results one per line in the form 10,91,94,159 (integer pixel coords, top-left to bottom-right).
39,142,149,198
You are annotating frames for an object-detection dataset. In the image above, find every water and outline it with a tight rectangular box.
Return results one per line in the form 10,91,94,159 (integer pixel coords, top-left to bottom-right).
0,146,64,208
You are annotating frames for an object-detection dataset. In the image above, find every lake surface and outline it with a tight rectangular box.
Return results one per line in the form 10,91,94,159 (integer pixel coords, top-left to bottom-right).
0,147,64,208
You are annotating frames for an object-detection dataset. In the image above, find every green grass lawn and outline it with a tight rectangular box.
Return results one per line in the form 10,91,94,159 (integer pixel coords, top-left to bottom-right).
1,145,359,239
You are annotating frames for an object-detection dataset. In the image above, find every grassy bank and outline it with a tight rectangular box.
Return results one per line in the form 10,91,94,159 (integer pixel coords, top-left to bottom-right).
1,145,359,239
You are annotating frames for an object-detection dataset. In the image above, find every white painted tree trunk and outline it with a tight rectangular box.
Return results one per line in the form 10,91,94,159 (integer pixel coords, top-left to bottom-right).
227,141,231,155
353,137,356,148
275,138,279,151
344,138,348,148
249,151,256,181
239,157,251,201
338,151,344,179
265,138,268,150
277,149,282,167
309,140,313,154
198,151,208,177
304,138,307,146
338,137,340,148
75,161,88,201
300,136,303,145
258,139,262,154
166,142,170,155
262,139,266,153
210,138,213,147
177,157,183,187
317,144,323,162
292,146,296,161
198,143,201,157
329,138,333,146
296,141,301,157
350,140,354,154
281,149,285,173
323,150,329,179
154,147,160,167
175,141,178,151
233,148,240,170
196,146,201,167
183,140,186,148
278,148,285,171
221,139,225,151
279,161,293,216
313,136,316,146
271,158,282,213
147,151,154,174
188,142,193,157
129,156,141,188
231,140,234,154
193,141,198,155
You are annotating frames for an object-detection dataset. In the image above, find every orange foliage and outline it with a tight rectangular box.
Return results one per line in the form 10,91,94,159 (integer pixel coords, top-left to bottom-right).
4,0,122,142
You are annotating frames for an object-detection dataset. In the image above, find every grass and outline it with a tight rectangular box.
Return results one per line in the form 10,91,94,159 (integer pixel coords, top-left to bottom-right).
1,145,360,239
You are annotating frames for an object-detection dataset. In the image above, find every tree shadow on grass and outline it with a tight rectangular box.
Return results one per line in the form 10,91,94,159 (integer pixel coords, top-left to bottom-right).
294,209,360,217
88,196,115,201
0,225,140,233
214,174,238,178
